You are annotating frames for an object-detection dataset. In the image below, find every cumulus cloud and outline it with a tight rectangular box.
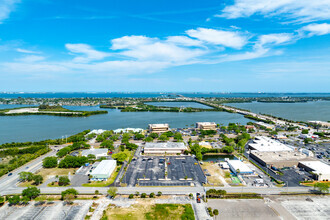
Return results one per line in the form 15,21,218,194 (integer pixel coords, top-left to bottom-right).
65,43,111,63
299,23,330,37
256,33,294,48
16,48,41,54
186,28,249,49
218,0,330,23
0,0,20,24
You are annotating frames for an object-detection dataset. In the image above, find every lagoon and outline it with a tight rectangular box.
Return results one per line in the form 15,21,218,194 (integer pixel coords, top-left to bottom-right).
0,105,251,144
225,101,330,122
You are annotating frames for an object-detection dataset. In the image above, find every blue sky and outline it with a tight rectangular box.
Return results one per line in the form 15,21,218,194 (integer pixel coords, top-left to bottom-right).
0,0,330,92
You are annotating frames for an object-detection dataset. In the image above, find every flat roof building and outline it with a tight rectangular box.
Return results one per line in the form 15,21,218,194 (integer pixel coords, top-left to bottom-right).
250,151,312,169
82,148,108,158
144,142,187,154
227,160,253,175
196,122,217,130
90,160,117,181
298,161,330,181
148,124,169,133
248,136,294,152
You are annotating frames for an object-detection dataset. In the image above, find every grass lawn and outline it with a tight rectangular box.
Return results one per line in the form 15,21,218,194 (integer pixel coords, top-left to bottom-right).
302,181,330,187
82,165,121,187
36,168,77,180
104,203,194,220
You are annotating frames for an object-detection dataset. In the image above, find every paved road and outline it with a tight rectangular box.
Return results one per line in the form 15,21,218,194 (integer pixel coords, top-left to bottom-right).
1,185,313,196
0,149,57,192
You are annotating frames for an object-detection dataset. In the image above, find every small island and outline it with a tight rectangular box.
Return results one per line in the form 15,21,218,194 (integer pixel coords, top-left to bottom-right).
0,105,107,117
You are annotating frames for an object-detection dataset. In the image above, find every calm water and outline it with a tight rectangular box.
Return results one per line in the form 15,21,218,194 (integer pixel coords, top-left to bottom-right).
202,154,237,162
0,105,251,144
146,102,213,109
226,101,330,122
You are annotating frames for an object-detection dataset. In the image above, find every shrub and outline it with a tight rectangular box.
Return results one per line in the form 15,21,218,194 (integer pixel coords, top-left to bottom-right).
149,192,155,198
129,194,134,199
141,193,147,198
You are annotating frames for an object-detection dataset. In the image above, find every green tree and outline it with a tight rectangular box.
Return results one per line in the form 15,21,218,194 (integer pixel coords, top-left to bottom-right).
314,182,329,193
149,133,159,139
174,132,183,141
100,140,114,150
8,195,20,205
33,175,43,185
0,196,5,205
58,176,70,186
134,133,145,140
22,186,40,200
42,156,58,168
157,191,162,196
213,209,219,219
87,154,96,160
302,129,309,134
112,152,127,164
19,172,34,182
107,187,118,198
61,188,78,200
141,193,147,198
129,194,134,199
144,137,153,142
158,134,169,142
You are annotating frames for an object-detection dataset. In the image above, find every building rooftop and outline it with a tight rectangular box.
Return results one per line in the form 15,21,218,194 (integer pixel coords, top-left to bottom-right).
91,160,116,176
227,160,253,173
249,136,293,152
251,151,311,163
148,123,169,128
144,142,187,149
113,128,144,133
299,161,330,175
196,122,216,125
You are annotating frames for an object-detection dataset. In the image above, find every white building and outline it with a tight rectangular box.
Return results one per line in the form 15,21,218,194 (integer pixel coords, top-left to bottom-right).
299,161,330,181
144,142,187,154
82,148,108,158
113,128,144,133
227,160,253,175
90,160,117,181
249,136,294,152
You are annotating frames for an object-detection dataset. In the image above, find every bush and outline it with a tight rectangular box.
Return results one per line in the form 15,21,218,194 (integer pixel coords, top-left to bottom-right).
157,191,162,196
61,188,78,200
42,156,58,168
129,194,134,199
22,186,40,200
58,176,70,186
149,192,155,198
141,193,147,198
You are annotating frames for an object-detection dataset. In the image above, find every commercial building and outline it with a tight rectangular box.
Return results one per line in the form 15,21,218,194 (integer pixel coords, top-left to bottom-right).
148,124,169,133
298,161,330,181
82,148,108,158
250,151,312,169
196,122,217,130
144,142,188,154
227,160,253,175
90,160,117,181
248,136,294,152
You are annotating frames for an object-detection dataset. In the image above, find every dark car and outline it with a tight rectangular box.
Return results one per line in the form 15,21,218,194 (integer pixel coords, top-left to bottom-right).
8,173,12,176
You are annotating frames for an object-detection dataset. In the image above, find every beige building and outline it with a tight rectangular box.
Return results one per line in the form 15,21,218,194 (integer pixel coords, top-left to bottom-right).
299,161,330,181
196,122,216,130
148,124,169,133
250,150,313,169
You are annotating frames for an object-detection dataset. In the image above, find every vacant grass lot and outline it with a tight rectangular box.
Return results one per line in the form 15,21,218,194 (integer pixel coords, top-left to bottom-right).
36,168,77,180
104,203,194,220
201,162,226,186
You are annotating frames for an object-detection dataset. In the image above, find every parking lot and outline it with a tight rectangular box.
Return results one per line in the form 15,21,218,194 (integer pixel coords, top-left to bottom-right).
123,156,206,187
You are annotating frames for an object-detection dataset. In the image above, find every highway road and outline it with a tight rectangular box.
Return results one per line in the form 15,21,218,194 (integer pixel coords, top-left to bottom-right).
1,184,313,196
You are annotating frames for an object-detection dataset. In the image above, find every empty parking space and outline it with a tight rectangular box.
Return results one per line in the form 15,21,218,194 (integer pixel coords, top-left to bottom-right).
123,156,206,187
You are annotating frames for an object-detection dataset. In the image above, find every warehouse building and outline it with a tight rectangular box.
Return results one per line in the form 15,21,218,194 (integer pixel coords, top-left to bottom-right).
196,122,217,130
227,160,253,175
250,151,313,169
248,136,294,152
82,148,108,158
148,124,169,133
298,161,330,181
144,142,188,154
90,160,117,181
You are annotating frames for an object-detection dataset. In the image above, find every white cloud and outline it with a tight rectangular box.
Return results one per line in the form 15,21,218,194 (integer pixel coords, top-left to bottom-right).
65,43,111,63
186,28,249,49
111,35,206,63
0,0,20,24
219,0,330,23
166,36,202,47
256,33,294,48
16,48,41,54
299,23,330,37
16,55,45,63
